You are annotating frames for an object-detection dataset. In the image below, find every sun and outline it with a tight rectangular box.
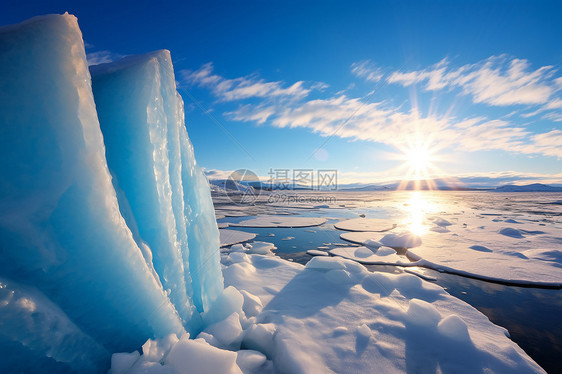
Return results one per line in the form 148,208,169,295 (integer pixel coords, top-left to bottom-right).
405,145,431,177
385,136,453,190
399,141,436,182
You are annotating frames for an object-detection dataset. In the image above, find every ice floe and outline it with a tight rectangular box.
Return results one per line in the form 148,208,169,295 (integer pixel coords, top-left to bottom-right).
231,215,327,228
334,218,396,232
220,229,257,247
306,249,330,256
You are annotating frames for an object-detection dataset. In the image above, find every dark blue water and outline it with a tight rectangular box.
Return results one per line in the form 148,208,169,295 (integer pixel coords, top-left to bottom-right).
219,217,562,373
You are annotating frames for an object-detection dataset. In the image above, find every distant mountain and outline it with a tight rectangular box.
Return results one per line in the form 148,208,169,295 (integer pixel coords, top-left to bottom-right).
340,179,482,191
494,183,562,192
339,183,393,191
208,179,255,193
208,178,562,193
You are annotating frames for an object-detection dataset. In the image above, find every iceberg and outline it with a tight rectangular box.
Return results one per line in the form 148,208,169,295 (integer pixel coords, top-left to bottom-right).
91,52,196,329
90,49,224,323
0,13,224,372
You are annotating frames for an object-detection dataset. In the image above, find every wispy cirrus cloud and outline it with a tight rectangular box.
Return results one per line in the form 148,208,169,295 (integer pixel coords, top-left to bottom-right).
521,98,562,121
86,50,123,66
228,94,562,158
180,62,315,102
387,56,560,107
186,56,562,160
351,60,383,82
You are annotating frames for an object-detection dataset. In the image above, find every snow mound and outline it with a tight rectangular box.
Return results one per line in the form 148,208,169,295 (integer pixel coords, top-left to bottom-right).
329,246,410,266
217,253,545,373
438,315,471,343
380,231,422,248
246,242,276,255
499,227,525,238
142,334,179,363
432,217,453,227
240,290,264,318
165,335,243,374
202,312,243,349
430,226,450,233
364,239,383,248
523,249,562,266
110,351,141,374
341,231,422,249
469,245,493,252
236,350,269,373
407,299,442,327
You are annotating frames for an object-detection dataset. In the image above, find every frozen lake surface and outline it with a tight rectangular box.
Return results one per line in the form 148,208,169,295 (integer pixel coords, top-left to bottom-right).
215,190,562,373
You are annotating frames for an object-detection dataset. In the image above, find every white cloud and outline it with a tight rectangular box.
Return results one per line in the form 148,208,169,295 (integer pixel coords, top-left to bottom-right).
542,112,562,122
388,56,559,107
521,98,562,119
228,104,277,124
86,50,122,66
351,60,383,82
203,168,235,179
181,63,314,101
526,130,562,157
228,93,562,158
190,58,562,161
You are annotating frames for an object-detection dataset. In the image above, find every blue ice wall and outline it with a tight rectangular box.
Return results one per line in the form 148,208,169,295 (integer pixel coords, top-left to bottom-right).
90,50,225,327
177,101,224,317
90,52,199,330
0,13,225,373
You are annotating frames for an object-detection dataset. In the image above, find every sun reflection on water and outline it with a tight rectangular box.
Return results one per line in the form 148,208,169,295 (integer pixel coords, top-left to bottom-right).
402,191,435,236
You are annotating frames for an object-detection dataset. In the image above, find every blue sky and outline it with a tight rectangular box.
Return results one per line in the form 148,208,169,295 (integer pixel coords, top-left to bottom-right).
2,1,561,186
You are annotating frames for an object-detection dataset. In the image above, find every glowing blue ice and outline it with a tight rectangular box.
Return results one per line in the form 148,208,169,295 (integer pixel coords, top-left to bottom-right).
0,13,224,373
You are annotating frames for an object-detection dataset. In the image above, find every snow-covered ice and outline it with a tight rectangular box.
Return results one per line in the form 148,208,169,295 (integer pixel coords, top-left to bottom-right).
231,215,327,228
220,229,257,247
307,249,330,256
335,196,562,287
405,214,562,286
112,253,546,373
340,231,382,245
334,217,396,231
